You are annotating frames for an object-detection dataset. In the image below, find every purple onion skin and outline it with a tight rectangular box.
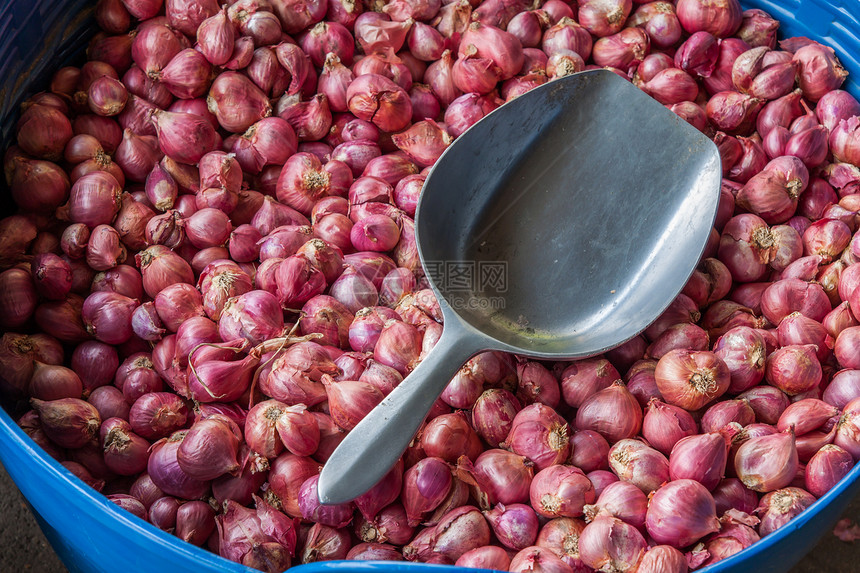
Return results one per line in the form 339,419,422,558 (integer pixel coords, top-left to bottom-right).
298,474,355,527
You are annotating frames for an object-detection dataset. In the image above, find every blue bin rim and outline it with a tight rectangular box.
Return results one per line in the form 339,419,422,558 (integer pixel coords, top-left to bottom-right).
1,0,860,571
4,400,860,572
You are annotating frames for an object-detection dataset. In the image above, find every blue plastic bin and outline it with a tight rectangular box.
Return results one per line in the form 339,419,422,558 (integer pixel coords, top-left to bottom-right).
1,1,860,572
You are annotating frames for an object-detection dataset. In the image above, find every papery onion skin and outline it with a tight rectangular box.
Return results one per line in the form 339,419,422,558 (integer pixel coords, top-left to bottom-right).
504,403,570,470
655,349,731,411
31,397,101,449
834,397,860,459
641,398,697,456
29,253,72,302
668,431,730,491
129,392,188,442
735,430,799,492
147,431,210,500
16,105,73,160
108,494,148,521
583,480,648,530
713,477,760,515
472,389,522,448
101,417,150,475
764,344,823,396
645,479,721,548
483,503,539,551
35,295,90,343
823,370,860,410
560,358,619,409
805,444,853,498
149,496,181,532
88,385,129,421
714,326,767,393
700,399,755,433
403,456,453,526
578,514,647,573
29,364,80,404
529,464,595,519
9,157,71,214
152,110,221,166
421,411,483,463
301,522,351,563
346,74,412,134
430,505,492,563
676,0,743,38
569,429,610,473
68,171,123,228
793,43,848,103
455,546,511,570
757,487,817,537
81,291,137,345
323,377,383,431
533,516,587,570
508,545,573,573
176,415,241,481
608,439,670,494
574,380,642,444
636,545,689,573
298,474,355,528
835,327,860,369
777,399,838,436
461,449,534,510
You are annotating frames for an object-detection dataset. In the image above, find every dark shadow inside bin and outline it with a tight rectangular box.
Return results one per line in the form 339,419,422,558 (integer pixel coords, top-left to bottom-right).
0,4,94,211
0,4,94,416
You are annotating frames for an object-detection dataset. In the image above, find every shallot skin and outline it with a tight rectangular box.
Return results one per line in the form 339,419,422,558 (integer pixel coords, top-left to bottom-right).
645,479,721,548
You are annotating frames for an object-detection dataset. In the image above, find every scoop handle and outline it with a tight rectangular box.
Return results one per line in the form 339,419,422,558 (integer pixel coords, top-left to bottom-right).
316,322,482,504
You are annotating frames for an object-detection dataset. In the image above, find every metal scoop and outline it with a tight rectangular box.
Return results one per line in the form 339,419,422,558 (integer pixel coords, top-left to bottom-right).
318,69,722,504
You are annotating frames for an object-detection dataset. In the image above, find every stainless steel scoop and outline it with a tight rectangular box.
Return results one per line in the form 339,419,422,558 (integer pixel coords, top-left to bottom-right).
317,69,722,504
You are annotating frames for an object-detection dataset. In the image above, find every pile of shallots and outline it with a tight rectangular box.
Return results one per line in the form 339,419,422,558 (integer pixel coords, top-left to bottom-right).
2,0,860,571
